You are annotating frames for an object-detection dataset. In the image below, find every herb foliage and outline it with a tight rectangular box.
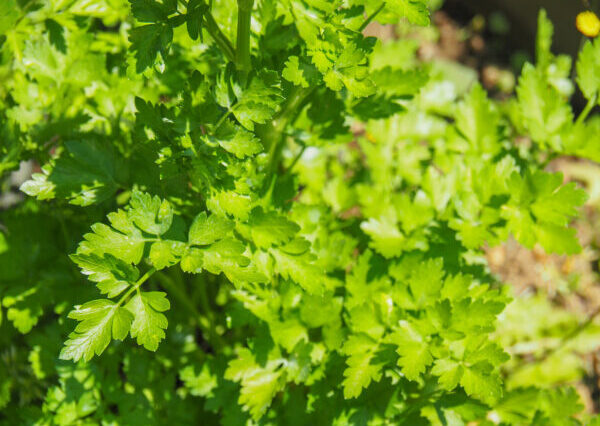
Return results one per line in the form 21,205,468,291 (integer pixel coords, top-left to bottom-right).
1,0,600,424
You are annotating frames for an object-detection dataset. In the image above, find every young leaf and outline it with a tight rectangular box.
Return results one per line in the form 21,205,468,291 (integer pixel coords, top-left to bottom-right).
231,71,284,130
129,23,173,72
20,139,123,206
70,253,139,298
455,83,501,156
128,190,174,236
79,210,146,264
125,291,170,351
248,208,300,248
225,348,285,419
342,335,383,399
189,212,234,246
387,0,430,26
209,121,263,159
576,38,600,103
60,300,133,362
516,64,573,149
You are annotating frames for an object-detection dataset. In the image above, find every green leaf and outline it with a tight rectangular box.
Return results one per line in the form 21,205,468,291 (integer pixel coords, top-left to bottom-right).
370,67,429,97
248,208,300,248
232,70,284,130
188,238,267,283
390,328,432,381
60,300,133,362
282,56,319,88
20,140,123,206
180,247,204,273
0,0,18,35
70,253,139,298
342,352,383,399
269,319,308,352
225,348,285,419
209,121,263,159
503,171,587,254
432,358,463,391
455,83,500,155
130,0,171,23
408,258,444,307
79,210,146,264
134,96,176,140
270,249,328,294
186,0,207,40
387,0,430,26
149,240,186,269
45,19,67,53
342,334,383,399
129,23,173,72
207,190,253,220
360,214,405,258
319,41,376,97
515,64,573,149
180,363,218,397
125,291,170,351
2,286,44,334
128,190,174,236
460,362,503,405
576,38,600,103
536,9,554,69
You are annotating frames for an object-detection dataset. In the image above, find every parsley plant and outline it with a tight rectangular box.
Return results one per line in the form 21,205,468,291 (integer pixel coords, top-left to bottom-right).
1,0,600,423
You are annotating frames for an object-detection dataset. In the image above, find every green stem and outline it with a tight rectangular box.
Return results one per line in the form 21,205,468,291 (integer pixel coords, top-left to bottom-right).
204,12,236,63
117,267,156,307
155,271,226,351
286,145,306,173
262,86,314,177
195,275,225,351
215,107,234,129
358,2,386,32
235,0,254,74
196,279,213,318
513,305,600,372
576,94,597,126
547,306,600,357
155,271,203,321
15,0,38,26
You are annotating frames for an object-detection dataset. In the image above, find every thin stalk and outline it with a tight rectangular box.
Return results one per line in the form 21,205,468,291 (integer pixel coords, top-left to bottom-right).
203,12,236,63
155,271,226,351
262,86,314,177
513,305,600,372
214,105,236,130
286,145,306,173
196,275,226,351
358,2,386,32
15,0,38,26
117,267,156,307
576,94,597,126
156,271,203,321
236,0,254,74
196,276,213,324
543,306,600,359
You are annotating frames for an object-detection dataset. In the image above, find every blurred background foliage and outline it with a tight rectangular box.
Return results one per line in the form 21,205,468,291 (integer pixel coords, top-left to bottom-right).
404,0,600,413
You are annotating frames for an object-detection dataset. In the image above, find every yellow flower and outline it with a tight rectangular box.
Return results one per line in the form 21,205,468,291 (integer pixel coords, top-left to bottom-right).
576,11,600,38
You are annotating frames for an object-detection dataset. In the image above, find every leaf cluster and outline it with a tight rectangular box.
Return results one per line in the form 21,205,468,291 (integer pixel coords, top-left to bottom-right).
1,0,599,424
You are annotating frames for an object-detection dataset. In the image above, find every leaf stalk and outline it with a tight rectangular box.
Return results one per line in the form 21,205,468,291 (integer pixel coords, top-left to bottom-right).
235,0,254,74
204,12,236,63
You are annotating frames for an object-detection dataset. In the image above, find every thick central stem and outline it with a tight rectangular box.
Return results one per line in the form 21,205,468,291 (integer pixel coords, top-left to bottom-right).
236,0,254,73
